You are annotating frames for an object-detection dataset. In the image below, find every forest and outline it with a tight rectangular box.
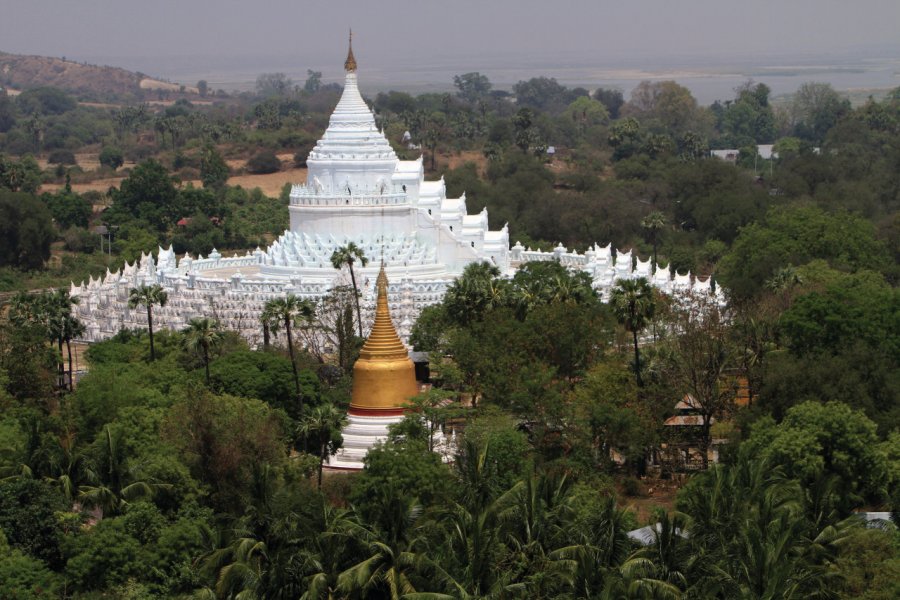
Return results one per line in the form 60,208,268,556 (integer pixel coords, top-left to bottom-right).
0,67,898,598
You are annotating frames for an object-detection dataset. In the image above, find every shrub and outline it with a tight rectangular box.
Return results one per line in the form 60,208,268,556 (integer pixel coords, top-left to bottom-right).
99,146,125,170
621,476,648,497
246,150,281,174
47,149,77,165
63,227,97,253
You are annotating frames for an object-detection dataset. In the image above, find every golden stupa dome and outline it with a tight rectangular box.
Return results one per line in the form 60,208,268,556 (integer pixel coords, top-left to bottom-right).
349,266,419,413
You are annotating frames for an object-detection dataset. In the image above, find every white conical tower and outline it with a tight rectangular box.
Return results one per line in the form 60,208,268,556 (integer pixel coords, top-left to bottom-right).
306,31,398,190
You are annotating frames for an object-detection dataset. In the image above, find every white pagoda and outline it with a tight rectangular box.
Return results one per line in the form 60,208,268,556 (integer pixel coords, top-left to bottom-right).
70,40,721,345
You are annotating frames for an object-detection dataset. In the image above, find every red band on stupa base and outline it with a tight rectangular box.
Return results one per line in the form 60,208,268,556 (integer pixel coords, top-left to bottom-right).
348,406,408,417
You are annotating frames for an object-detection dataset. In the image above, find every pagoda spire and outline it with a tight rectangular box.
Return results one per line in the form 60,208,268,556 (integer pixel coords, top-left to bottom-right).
349,263,419,412
357,265,407,361
344,29,357,72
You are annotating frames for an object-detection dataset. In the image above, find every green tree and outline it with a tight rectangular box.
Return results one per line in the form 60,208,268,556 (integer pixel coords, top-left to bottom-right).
98,146,124,170
183,317,223,386
563,96,610,134
199,145,229,190
718,205,891,299
663,293,737,469
42,188,91,229
78,425,157,516
789,82,851,143
110,159,180,229
263,295,315,413
453,72,493,104
745,401,890,510
298,403,347,489
0,190,54,269
127,284,169,361
259,301,280,349
247,149,281,174
641,211,667,269
16,86,76,115
0,535,61,599
338,485,438,600
304,69,323,94
442,261,506,327
0,478,66,568
64,516,149,591
256,72,294,97
610,278,656,387
330,242,369,337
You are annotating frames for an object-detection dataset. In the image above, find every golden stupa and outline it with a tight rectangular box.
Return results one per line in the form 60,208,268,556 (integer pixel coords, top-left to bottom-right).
349,266,419,412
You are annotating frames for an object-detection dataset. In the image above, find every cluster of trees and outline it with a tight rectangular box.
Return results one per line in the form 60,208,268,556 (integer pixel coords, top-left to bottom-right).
0,63,897,598
1,268,898,597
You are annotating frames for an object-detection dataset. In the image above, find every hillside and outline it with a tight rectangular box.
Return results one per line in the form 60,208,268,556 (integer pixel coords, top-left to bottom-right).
0,51,179,101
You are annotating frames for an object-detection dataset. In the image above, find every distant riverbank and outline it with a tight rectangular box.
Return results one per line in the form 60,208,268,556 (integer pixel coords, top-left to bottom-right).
85,50,900,105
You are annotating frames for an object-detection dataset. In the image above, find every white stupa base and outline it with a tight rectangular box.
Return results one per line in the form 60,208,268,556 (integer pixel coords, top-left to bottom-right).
327,412,407,470
326,411,455,471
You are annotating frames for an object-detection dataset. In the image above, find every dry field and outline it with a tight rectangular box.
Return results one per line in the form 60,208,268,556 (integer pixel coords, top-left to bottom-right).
41,151,308,198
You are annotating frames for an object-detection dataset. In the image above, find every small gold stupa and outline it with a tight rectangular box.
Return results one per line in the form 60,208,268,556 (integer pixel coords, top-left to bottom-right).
349,266,419,413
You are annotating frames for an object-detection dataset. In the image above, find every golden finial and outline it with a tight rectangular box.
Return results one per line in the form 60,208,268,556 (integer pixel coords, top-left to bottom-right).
375,263,388,297
344,29,357,72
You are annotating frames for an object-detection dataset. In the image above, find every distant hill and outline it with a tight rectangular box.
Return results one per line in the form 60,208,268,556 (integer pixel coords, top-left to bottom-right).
0,52,195,101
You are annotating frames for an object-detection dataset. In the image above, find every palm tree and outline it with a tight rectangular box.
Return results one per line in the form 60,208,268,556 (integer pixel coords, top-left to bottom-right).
62,312,85,391
330,243,369,337
301,505,370,600
444,261,504,326
641,211,667,272
610,278,656,387
183,317,223,386
338,485,444,600
765,265,803,309
264,295,314,412
678,457,850,599
298,404,348,489
550,496,635,598
259,301,281,349
128,284,169,361
470,472,577,597
78,426,156,516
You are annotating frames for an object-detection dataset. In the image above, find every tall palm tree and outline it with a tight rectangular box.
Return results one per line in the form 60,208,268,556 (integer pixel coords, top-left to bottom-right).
610,278,656,387
330,243,369,337
16,290,82,393
62,311,85,391
128,284,169,361
641,211,667,271
183,317,223,386
264,295,314,412
298,404,348,489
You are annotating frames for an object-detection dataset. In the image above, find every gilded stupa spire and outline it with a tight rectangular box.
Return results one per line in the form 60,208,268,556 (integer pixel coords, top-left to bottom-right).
344,29,357,72
357,265,408,361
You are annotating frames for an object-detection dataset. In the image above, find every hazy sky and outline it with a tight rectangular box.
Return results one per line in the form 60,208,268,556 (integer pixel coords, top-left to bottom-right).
2,0,898,67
